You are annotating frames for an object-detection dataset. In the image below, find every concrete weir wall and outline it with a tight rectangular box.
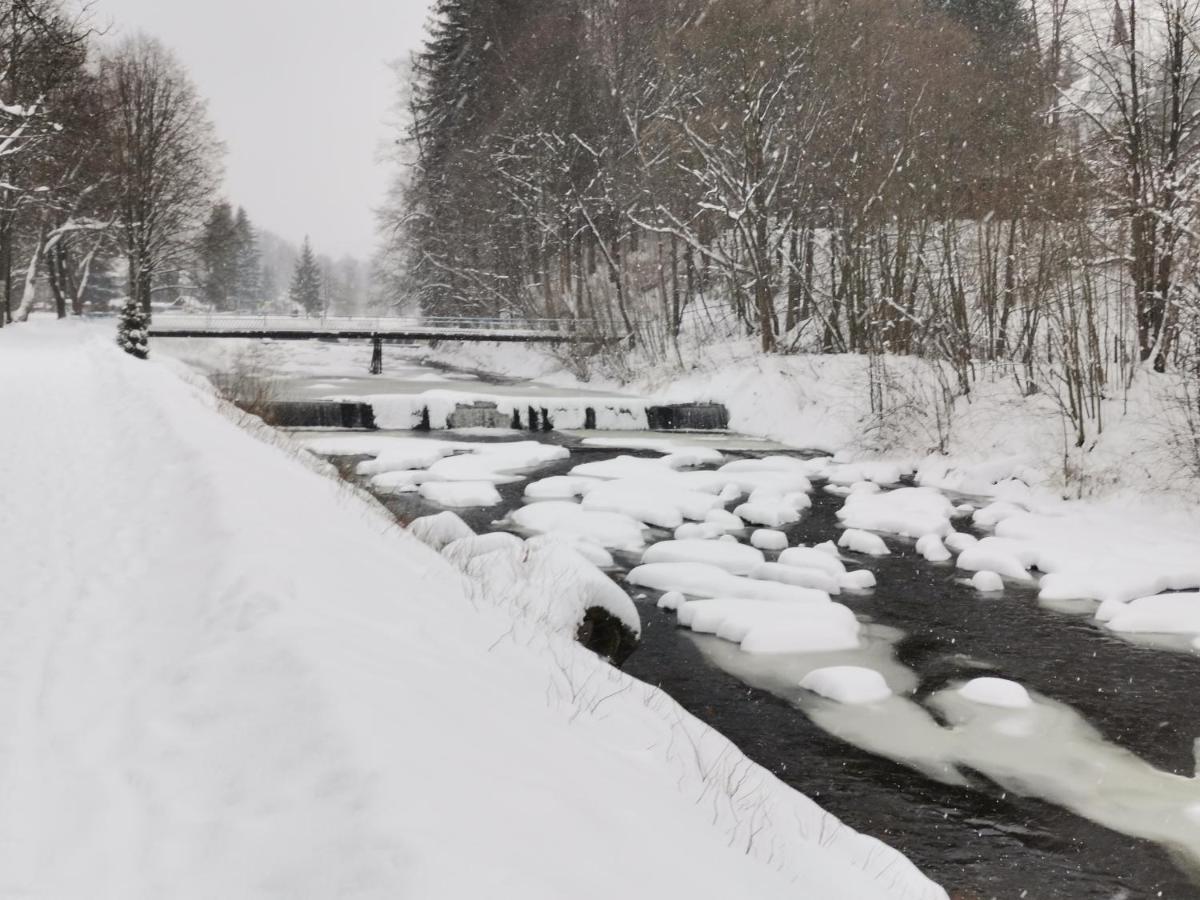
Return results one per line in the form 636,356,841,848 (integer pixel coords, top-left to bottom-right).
271,391,728,433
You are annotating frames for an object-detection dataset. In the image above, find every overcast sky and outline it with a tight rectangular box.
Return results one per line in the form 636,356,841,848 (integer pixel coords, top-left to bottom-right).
89,0,434,260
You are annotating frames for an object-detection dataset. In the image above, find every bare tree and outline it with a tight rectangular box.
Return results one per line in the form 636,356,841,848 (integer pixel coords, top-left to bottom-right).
100,34,219,314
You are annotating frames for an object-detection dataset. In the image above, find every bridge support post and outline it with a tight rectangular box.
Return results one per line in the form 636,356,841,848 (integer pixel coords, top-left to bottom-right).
369,336,383,375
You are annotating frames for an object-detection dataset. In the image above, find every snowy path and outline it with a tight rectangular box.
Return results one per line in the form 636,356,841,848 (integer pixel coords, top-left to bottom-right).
0,324,944,900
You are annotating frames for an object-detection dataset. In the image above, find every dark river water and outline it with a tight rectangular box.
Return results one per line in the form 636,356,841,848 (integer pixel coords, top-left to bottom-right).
326,429,1200,900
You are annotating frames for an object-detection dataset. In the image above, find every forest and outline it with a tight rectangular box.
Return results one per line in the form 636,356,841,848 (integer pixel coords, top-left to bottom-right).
384,0,1200,462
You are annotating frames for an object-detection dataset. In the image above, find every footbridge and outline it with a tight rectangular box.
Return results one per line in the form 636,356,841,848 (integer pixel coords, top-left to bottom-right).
147,314,606,373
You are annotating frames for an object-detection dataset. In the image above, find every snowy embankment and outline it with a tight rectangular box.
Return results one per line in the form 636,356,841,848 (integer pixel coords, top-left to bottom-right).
0,323,944,900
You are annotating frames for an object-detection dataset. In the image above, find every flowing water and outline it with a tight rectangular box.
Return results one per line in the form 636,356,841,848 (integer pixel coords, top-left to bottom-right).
223,343,1200,899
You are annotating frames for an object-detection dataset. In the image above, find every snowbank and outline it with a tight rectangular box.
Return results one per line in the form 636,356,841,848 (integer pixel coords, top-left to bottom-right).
0,324,946,900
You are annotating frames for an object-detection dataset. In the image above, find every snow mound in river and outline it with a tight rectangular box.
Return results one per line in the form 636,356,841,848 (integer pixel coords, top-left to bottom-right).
801,666,893,704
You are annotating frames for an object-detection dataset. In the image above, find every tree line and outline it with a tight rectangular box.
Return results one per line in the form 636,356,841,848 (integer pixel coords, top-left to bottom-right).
386,0,1200,455
0,1,371,333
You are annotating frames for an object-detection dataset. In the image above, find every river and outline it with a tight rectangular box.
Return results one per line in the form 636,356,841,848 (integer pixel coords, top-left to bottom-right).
215,343,1200,899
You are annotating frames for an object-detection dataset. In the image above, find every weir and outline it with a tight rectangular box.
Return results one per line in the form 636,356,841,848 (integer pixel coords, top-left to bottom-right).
261,401,377,429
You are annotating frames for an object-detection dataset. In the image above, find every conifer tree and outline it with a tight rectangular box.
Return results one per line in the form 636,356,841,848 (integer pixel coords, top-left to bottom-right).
289,237,322,315
233,207,261,310
116,297,150,359
199,202,238,310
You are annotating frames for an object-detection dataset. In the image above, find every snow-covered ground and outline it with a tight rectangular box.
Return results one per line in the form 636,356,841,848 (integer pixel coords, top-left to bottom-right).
0,321,945,899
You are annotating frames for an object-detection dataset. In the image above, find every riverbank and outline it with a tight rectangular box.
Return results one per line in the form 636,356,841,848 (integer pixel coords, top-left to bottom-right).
415,337,1200,503
0,321,945,899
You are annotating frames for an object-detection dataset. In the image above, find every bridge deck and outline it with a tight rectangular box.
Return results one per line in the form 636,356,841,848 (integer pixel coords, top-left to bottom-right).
147,314,602,343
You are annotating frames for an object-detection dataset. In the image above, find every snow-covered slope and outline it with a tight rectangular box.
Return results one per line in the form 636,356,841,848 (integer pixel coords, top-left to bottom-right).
0,322,945,900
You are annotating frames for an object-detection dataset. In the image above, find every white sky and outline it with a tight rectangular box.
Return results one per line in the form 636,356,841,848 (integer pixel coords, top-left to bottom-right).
88,0,434,259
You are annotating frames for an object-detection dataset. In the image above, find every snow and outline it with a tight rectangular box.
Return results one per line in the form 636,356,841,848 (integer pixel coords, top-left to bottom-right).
656,591,687,611
837,487,955,539
582,481,721,529
641,539,764,575
733,497,802,527
1101,592,1200,637
673,522,723,540
955,537,1035,581
750,562,841,595
355,437,455,473
838,529,891,557
0,324,945,900
705,508,745,532
971,571,1005,593
307,434,568,486
525,474,601,499
750,529,789,551
944,531,978,553
800,667,893,704
419,480,503,507
627,563,832,605
676,598,861,654
510,501,646,552
778,546,847,577
442,531,525,567
957,678,1033,709
447,533,641,641
840,570,878,591
408,510,476,550
367,469,424,493
916,534,952,562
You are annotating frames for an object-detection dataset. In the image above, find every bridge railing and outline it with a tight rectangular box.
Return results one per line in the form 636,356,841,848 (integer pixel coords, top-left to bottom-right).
149,313,598,335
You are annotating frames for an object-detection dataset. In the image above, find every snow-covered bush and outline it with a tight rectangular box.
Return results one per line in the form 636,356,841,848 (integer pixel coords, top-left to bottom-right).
116,300,150,359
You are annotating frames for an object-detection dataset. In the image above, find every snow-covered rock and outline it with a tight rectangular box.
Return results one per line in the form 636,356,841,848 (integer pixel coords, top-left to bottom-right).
778,547,847,577
657,590,687,610
734,497,802,528
800,667,892,704
676,598,860,654
705,508,745,532
916,534,952,563
971,571,1004,593
1103,592,1200,636
642,539,765,575
958,677,1032,708
524,475,601,499
840,570,878,591
409,510,475,550
838,529,891,557
750,562,841,595
419,480,503,507
750,529,789,551
943,531,978,554
837,486,954,539
511,501,645,551
674,522,724,540
628,563,831,605
956,537,1033,581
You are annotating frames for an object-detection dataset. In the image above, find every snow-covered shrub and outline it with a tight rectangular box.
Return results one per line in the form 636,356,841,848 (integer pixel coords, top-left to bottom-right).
116,299,150,359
